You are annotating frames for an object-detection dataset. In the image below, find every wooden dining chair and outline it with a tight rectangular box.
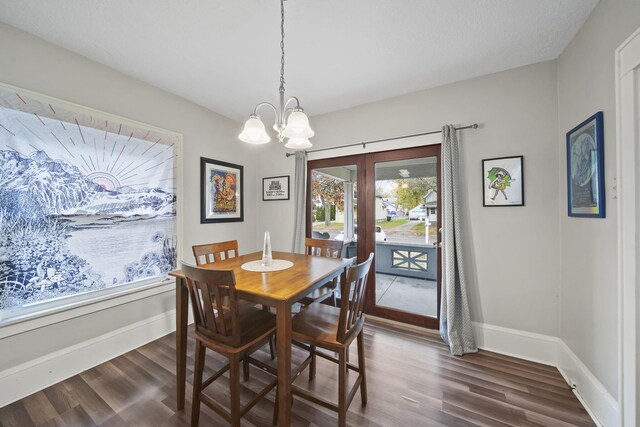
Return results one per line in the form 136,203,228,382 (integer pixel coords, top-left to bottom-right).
192,240,276,360
287,253,374,427
192,240,239,265
182,263,278,427
299,237,345,306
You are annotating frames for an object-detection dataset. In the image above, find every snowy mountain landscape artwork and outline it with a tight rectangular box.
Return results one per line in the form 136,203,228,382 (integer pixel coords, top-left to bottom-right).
0,84,179,313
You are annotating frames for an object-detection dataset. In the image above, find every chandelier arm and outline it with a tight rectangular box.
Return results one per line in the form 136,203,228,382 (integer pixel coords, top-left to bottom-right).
283,96,301,110
253,102,280,121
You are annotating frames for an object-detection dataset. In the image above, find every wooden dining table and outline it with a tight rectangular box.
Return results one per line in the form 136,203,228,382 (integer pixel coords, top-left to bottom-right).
169,250,353,426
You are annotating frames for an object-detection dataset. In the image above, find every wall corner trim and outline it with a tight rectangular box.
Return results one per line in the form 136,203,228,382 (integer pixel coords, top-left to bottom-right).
0,309,176,408
557,340,619,427
472,321,617,427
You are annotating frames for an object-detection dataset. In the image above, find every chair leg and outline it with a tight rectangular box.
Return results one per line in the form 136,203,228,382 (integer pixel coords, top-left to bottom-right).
269,335,276,360
330,291,337,307
357,332,368,405
272,393,278,425
243,356,250,382
191,340,206,427
309,345,316,381
262,306,276,360
338,348,348,427
272,388,293,425
229,354,241,427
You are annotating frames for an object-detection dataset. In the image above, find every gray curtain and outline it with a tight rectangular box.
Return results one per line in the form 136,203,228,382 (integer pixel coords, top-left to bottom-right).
291,151,307,253
343,181,355,241
440,125,477,356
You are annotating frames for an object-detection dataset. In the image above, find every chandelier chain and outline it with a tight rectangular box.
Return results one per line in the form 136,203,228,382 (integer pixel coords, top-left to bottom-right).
279,0,286,94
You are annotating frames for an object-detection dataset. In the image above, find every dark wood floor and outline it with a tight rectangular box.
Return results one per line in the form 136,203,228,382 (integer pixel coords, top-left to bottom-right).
0,319,595,427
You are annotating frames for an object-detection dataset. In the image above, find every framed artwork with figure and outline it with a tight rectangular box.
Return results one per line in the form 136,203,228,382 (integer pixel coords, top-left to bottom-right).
482,155,524,207
200,157,244,223
566,112,605,218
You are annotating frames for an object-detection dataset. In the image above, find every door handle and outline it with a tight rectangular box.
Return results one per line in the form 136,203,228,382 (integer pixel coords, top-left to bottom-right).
434,242,442,248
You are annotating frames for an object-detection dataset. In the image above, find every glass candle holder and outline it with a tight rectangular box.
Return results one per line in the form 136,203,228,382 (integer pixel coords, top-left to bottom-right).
262,231,273,266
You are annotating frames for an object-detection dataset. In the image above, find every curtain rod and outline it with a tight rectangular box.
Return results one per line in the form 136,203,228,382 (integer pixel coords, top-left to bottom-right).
285,123,478,157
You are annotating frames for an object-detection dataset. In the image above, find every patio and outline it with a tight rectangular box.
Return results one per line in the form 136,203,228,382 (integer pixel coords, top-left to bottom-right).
313,216,440,319
376,273,437,317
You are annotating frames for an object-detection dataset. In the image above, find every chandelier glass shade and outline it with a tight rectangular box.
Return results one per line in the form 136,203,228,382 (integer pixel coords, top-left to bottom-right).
238,115,271,144
238,0,314,149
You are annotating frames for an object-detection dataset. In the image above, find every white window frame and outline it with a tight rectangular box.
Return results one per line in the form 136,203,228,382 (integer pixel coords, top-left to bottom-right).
0,82,184,336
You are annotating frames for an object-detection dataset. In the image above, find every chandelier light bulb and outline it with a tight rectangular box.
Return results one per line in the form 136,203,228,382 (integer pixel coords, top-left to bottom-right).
284,137,312,150
238,116,270,144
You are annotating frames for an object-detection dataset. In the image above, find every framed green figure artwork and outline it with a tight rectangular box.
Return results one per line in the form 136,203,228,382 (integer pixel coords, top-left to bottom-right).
566,112,605,218
482,156,524,207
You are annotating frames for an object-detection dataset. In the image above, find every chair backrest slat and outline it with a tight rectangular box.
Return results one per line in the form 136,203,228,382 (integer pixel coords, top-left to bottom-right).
212,284,227,334
198,280,218,333
192,240,239,266
182,263,240,346
337,253,374,343
304,238,344,259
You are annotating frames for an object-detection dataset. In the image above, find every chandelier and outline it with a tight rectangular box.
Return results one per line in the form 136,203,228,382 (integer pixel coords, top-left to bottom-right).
238,0,314,150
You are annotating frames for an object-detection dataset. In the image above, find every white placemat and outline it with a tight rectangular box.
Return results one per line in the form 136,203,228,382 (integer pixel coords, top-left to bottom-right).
241,259,294,272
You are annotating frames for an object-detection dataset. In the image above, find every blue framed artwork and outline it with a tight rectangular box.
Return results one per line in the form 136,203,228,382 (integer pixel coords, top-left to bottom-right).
566,112,605,218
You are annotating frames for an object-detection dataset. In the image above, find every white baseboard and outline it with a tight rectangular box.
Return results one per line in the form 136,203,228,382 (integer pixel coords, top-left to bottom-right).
557,340,619,427
0,309,176,408
472,321,559,366
472,321,618,427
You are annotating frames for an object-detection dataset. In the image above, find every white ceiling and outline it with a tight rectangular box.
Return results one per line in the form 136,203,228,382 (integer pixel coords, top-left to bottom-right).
0,0,598,122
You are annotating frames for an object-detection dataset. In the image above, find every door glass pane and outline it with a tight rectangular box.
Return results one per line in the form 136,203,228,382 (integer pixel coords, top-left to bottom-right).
373,157,437,317
310,165,357,260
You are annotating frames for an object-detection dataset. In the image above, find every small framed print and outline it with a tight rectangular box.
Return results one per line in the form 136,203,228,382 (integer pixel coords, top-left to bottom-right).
482,156,524,207
262,175,290,201
566,112,605,218
200,157,244,223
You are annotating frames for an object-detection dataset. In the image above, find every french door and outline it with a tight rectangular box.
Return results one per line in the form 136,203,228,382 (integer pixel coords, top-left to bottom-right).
306,145,441,329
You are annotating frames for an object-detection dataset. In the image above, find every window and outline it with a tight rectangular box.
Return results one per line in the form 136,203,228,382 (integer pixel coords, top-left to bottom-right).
0,83,181,323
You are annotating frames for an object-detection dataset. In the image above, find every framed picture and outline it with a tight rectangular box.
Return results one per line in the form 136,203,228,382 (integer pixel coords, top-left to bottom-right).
200,157,244,223
263,175,290,201
482,155,524,207
566,112,605,218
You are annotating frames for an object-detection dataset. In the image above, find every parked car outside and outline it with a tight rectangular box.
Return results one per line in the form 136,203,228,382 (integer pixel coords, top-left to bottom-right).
335,225,386,242
408,204,427,220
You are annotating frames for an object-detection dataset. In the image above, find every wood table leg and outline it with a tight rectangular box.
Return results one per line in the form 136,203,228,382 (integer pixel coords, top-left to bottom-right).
276,301,292,426
176,277,189,411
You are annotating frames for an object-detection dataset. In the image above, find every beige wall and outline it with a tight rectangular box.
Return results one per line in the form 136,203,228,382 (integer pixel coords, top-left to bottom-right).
0,23,258,375
557,0,640,401
258,60,561,337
